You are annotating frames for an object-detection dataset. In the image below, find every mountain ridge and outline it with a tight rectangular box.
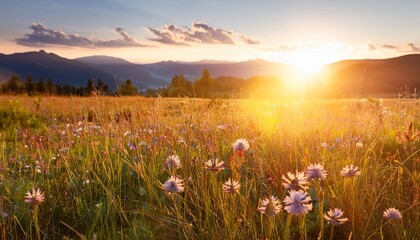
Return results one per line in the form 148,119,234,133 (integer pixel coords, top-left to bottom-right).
1,50,420,96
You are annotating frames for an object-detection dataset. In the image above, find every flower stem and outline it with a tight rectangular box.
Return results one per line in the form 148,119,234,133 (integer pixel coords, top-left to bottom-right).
316,181,324,239
329,225,335,240
300,215,307,240
284,214,292,240
33,206,41,240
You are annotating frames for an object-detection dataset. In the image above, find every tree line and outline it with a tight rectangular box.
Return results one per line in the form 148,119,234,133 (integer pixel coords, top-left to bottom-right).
0,75,138,96
1,70,283,98
145,69,283,98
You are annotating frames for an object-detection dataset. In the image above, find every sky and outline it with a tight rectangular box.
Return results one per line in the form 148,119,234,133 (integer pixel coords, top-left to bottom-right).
1,0,420,65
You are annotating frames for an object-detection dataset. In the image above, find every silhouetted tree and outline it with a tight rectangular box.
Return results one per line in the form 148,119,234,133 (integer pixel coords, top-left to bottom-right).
118,79,138,96
55,84,63,95
46,78,56,95
86,79,95,95
24,75,36,95
37,78,46,94
5,75,21,94
169,74,192,97
194,69,212,97
85,78,109,96
96,79,108,95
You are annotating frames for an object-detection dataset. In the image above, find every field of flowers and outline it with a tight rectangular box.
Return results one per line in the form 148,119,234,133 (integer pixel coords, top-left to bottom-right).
0,96,419,239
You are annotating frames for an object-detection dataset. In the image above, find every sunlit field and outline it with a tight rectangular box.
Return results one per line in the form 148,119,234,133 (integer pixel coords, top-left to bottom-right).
0,96,419,239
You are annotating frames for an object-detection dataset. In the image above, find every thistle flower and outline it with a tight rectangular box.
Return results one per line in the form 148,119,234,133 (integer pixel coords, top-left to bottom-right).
383,208,402,220
204,158,225,172
2,211,8,220
340,165,361,178
283,190,313,215
232,138,250,156
257,196,282,217
324,208,349,225
306,163,327,181
223,178,241,194
163,176,185,193
165,155,181,169
282,171,310,190
24,188,45,206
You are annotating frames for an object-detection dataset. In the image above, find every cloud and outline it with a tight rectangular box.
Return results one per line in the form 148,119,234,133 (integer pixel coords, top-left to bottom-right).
146,25,190,46
16,23,146,48
405,43,420,52
147,21,259,46
380,43,420,52
16,23,94,47
381,44,398,50
367,43,376,51
95,28,147,48
240,35,260,45
191,22,234,44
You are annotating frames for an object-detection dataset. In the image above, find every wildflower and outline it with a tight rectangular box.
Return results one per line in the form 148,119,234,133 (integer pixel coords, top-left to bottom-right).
223,178,241,194
127,143,136,150
165,155,181,169
204,158,225,172
356,141,364,148
283,189,313,215
2,211,8,220
217,124,228,130
320,142,328,148
383,207,402,220
324,208,349,225
340,165,361,178
163,176,185,193
257,196,282,217
24,188,45,206
306,163,327,181
232,138,250,156
396,122,420,144
282,171,309,190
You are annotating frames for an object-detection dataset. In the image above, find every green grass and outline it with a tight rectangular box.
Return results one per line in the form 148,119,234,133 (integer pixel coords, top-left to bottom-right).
0,96,419,239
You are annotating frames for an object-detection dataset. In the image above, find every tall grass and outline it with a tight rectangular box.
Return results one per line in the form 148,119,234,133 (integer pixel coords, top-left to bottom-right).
0,96,419,239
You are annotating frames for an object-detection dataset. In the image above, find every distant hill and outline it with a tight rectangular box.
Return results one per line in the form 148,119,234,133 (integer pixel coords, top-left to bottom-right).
75,55,131,65
142,58,288,82
0,50,117,89
75,56,288,89
1,50,420,96
324,54,420,97
75,56,166,89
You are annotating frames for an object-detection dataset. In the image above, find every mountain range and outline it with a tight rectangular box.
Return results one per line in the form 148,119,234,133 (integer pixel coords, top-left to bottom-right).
1,50,420,97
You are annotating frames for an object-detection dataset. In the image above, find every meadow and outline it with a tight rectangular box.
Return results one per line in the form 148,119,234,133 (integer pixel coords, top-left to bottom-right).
0,96,419,239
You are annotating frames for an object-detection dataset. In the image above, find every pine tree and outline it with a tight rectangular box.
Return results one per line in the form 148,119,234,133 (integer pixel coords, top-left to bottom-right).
119,79,138,96
46,79,56,95
37,78,46,94
6,75,21,94
24,75,36,95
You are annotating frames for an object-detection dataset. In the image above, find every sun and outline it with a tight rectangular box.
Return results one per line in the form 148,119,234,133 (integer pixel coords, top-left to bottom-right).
281,49,328,90
288,49,325,76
